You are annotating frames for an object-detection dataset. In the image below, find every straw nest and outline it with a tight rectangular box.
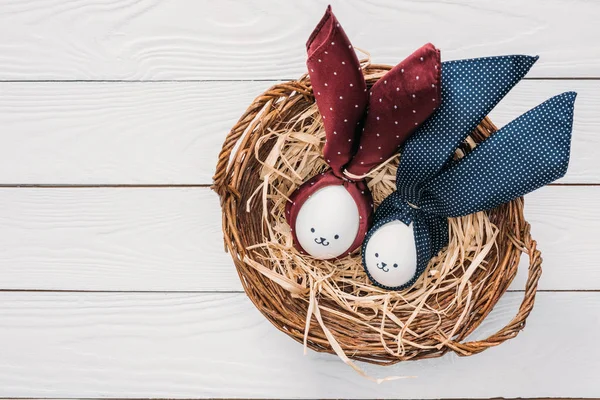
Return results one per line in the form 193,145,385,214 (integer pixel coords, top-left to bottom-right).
212,60,542,377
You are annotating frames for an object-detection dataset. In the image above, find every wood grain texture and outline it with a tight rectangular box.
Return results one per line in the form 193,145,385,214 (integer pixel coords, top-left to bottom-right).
0,80,596,185
0,186,596,292
0,291,597,398
0,0,598,80
0,187,241,292
0,1,597,397
0,81,267,185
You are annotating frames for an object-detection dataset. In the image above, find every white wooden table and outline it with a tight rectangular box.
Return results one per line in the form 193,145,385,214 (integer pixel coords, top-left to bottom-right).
0,0,598,398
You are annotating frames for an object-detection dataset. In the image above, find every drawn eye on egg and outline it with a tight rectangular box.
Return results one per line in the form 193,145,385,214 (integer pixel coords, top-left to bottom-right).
363,220,418,289
295,186,360,260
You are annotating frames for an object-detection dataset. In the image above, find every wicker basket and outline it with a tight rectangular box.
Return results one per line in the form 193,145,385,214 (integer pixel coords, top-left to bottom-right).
212,63,542,367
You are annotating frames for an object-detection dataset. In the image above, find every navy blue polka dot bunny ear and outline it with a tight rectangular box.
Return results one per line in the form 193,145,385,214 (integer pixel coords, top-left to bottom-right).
361,55,577,290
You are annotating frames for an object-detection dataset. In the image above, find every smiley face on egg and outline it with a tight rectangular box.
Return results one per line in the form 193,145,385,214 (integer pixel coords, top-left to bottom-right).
295,185,360,259
363,220,418,289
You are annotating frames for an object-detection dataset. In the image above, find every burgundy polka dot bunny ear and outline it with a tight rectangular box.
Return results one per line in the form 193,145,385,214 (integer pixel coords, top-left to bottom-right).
285,6,441,260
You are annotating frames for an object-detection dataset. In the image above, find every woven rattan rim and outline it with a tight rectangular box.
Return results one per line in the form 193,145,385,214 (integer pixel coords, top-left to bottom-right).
212,63,542,366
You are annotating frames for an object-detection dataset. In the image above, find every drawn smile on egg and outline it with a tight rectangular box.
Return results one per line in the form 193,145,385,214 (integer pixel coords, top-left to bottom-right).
314,237,330,246
311,228,339,247
375,252,398,273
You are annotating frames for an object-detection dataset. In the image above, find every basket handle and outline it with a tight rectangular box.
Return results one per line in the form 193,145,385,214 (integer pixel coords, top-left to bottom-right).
211,81,312,198
444,222,542,356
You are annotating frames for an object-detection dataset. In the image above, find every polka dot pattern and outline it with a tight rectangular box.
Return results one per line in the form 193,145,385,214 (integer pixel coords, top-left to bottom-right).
345,44,441,176
306,7,441,178
396,55,539,204
421,91,577,217
287,6,442,259
362,192,448,291
286,170,373,258
363,55,577,291
306,6,367,176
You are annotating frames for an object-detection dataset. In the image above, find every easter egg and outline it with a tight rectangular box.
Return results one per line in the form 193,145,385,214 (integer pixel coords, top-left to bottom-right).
295,185,360,259
363,220,417,289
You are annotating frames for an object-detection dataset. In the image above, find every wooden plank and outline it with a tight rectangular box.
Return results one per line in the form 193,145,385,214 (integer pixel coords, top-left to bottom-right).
515,186,599,291
0,291,597,398
0,79,596,185
0,187,243,292
0,0,598,80
0,186,596,292
0,81,268,185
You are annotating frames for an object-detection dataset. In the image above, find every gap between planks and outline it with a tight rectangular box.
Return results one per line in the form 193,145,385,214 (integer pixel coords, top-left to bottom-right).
0,289,597,294
0,184,212,188
0,77,600,83
0,183,593,188
0,397,593,400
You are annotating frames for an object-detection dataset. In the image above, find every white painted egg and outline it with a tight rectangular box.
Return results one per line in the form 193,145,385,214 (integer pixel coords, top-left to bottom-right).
295,185,360,259
364,220,417,288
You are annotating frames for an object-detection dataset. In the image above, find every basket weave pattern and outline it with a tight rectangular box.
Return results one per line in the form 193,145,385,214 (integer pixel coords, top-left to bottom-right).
212,64,542,365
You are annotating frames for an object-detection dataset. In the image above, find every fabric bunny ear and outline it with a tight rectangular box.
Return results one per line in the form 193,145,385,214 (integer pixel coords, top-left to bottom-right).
362,54,562,291
344,43,441,177
285,6,372,260
420,91,577,217
306,5,368,177
396,55,539,204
